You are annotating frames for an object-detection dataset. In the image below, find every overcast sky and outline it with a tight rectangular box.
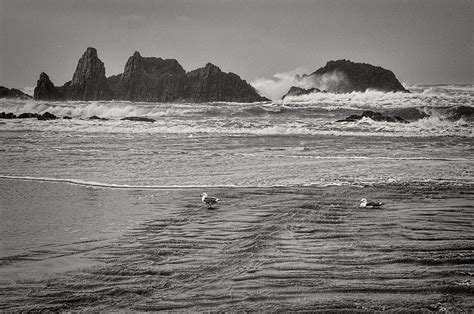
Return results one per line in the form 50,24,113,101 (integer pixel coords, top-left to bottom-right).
0,0,472,88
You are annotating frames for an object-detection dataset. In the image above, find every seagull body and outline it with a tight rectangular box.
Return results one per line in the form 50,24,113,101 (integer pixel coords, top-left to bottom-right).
201,193,220,209
360,198,383,208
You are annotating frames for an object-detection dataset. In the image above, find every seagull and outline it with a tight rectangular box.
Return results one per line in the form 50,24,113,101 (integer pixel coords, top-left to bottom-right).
201,192,220,209
360,198,383,208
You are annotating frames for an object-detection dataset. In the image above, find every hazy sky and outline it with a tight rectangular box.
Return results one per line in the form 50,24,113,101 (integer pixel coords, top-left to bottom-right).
1,0,472,88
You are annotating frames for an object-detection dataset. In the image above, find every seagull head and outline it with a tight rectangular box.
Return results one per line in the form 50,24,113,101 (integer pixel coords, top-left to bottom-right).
201,192,208,197
360,198,367,203
359,198,367,207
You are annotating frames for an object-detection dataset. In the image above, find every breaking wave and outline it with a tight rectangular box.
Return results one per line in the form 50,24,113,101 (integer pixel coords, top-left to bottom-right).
0,85,472,138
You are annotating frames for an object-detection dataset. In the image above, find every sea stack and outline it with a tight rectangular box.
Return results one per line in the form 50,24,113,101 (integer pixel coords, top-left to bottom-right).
111,51,268,102
0,86,32,99
285,59,408,95
66,47,113,100
186,63,268,102
33,72,64,101
112,51,187,102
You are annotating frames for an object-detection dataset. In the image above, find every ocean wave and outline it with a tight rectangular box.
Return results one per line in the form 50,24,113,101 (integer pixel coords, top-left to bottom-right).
236,153,473,162
1,175,471,190
0,86,472,138
0,175,258,189
1,93,472,123
0,116,471,137
280,85,473,110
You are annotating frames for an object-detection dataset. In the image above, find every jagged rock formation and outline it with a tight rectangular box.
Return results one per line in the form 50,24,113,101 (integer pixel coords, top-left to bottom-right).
287,59,408,95
336,110,408,123
0,86,32,99
112,52,268,102
66,47,113,100
34,48,268,103
112,51,187,102
33,73,64,100
282,86,321,99
185,63,268,102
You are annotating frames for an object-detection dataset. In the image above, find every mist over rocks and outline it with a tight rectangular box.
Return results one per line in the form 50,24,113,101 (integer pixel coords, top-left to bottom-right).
0,86,32,100
34,47,268,103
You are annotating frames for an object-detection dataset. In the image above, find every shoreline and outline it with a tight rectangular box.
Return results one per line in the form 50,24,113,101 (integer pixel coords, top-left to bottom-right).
1,175,472,190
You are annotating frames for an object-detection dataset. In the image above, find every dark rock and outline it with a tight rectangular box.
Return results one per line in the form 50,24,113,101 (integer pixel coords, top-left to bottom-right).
282,86,321,99
0,86,32,99
34,72,64,101
185,63,269,102
448,105,474,121
388,107,429,121
336,110,409,123
0,112,17,119
37,112,57,120
65,47,114,100
113,51,187,102
89,115,108,121
34,47,269,103
120,116,156,123
112,52,268,103
293,59,408,94
63,116,72,119
18,112,39,119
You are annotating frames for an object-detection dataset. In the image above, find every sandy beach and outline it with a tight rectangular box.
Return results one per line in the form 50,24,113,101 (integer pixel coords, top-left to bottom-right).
1,178,472,311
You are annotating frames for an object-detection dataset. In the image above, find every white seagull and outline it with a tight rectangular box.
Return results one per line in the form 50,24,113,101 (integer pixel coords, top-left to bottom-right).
201,192,220,209
360,198,383,208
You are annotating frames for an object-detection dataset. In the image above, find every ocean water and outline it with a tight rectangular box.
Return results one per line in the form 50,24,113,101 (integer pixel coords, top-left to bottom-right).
0,85,473,311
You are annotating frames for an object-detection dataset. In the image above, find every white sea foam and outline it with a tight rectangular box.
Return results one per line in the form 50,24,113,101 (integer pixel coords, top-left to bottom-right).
0,175,260,189
280,88,472,110
0,114,471,138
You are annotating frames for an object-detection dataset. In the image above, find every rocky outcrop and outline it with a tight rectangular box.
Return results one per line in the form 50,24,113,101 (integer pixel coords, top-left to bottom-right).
89,115,109,121
18,113,39,118
185,63,268,102
0,86,32,99
121,116,156,123
281,86,321,99
288,59,408,95
0,112,18,119
336,110,408,123
113,51,187,102
37,112,58,120
447,106,474,121
112,52,268,102
33,47,268,103
66,47,113,100
33,72,64,101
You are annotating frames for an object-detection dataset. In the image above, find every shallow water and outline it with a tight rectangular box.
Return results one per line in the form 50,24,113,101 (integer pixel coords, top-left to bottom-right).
1,180,473,311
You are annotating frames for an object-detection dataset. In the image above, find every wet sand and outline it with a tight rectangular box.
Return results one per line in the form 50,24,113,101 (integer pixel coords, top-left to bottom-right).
1,179,473,311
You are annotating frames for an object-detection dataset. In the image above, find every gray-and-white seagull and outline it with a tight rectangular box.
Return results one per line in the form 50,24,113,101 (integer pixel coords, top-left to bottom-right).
201,192,220,209
359,198,383,208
